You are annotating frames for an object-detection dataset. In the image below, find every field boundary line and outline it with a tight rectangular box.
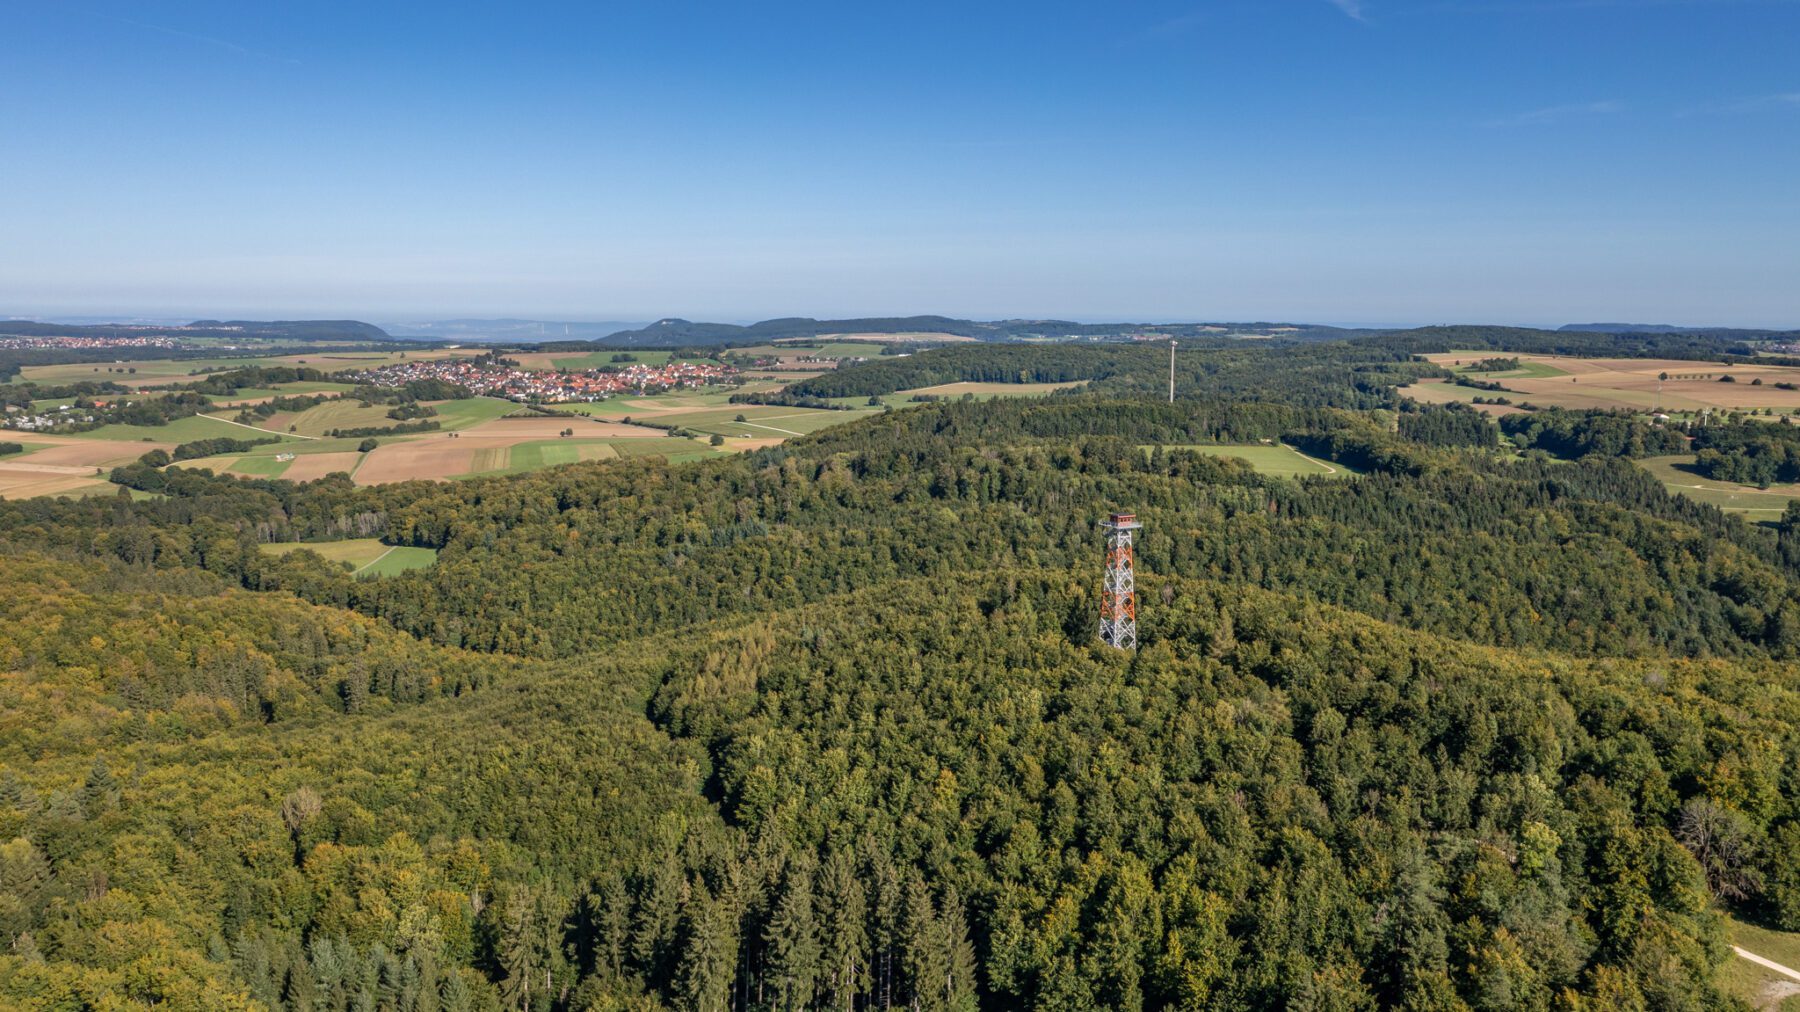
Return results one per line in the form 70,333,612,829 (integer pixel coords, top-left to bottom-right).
1284,443,1337,474
1735,946,1800,982
351,546,396,576
740,420,803,436
201,414,319,440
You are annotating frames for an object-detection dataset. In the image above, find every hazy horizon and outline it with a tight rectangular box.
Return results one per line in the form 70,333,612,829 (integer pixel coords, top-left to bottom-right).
10,308,1791,334
4,0,1797,327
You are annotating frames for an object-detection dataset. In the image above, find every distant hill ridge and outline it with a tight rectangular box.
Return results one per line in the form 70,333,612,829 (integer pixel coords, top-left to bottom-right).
0,319,391,341
384,318,647,342
598,315,1354,347
1558,322,1795,336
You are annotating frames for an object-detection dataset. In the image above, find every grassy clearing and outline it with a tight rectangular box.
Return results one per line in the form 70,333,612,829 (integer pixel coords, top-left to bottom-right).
1637,455,1800,518
428,397,517,429
1720,916,1800,1011
468,440,622,475
20,348,482,388
207,381,356,401
661,405,873,438
281,400,397,436
258,538,438,576
1445,357,1569,379
225,455,292,477
357,546,440,577
1144,443,1350,478
66,414,276,444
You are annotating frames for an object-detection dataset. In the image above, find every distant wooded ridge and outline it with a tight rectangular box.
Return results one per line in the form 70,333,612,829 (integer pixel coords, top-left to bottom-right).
1559,322,1797,336
6,314,1795,350
0,319,392,341
501,315,1800,349
589,315,1361,347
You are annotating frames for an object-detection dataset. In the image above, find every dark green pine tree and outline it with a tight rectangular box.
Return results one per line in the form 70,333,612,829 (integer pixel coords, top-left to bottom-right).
902,872,949,1012
630,861,684,981
80,756,117,817
765,860,822,1011
937,887,978,1012
818,848,869,1011
588,873,631,980
866,845,904,1011
498,890,538,1011
439,970,475,1012
677,882,737,1012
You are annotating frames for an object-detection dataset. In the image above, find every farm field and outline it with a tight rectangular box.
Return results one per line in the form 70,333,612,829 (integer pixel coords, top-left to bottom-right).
170,402,746,486
1414,352,1800,413
644,405,875,438
263,395,514,437
1144,443,1351,478
1636,454,1800,520
16,347,480,389
1398,380,1527,416
553,388,866,436
206,381,357,405
58,413,284,444
0,434,169,498
351,415,692,484
259,537,439,576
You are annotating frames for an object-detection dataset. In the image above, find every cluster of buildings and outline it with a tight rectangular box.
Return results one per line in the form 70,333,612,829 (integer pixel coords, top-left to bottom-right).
345,357,740,402
4,403,97,431
0,335,179,350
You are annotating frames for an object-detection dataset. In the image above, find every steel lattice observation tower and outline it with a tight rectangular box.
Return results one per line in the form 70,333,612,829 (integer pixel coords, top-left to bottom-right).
1099,512,1143,650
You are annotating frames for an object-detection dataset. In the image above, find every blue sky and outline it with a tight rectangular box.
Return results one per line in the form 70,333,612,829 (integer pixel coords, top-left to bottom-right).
2,0,1797,326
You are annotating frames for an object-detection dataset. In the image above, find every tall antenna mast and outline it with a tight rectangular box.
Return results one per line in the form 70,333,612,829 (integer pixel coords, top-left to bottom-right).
1169,340,1177,404
1099,512,1143,650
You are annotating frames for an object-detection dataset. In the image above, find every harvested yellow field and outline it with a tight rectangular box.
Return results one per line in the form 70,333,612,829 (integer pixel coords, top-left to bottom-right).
18,438,166,467
1400,381,1526,416
283,451,364,481
354,438,477,484
0,461,109,498
1421,353,1800,412
457,417,658,439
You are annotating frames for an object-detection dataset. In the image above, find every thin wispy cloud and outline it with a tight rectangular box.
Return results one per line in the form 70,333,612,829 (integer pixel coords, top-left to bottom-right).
1678,92,1800,116
1486,100,1622,126
83,10,300,65
1326,0,1372,21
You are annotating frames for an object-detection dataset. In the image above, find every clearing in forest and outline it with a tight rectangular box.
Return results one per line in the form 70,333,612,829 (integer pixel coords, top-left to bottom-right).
258,538,438,576
1143,443,1349,478
1636,455,1800,520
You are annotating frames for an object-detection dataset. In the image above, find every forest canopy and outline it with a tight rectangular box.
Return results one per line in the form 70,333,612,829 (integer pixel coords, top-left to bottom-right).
5,334,1800,1011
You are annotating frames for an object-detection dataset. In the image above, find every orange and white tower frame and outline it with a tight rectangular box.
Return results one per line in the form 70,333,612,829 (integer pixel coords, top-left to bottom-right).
1100,512,1142,650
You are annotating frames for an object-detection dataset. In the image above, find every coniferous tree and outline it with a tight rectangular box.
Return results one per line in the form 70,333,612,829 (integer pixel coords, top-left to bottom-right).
819,848,869,1011
677,882,737,1012
766,858,823,1011
498,890,538,1011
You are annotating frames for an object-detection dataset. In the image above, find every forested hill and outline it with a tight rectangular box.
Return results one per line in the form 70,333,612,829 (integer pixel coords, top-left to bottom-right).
9,350,1800,1008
